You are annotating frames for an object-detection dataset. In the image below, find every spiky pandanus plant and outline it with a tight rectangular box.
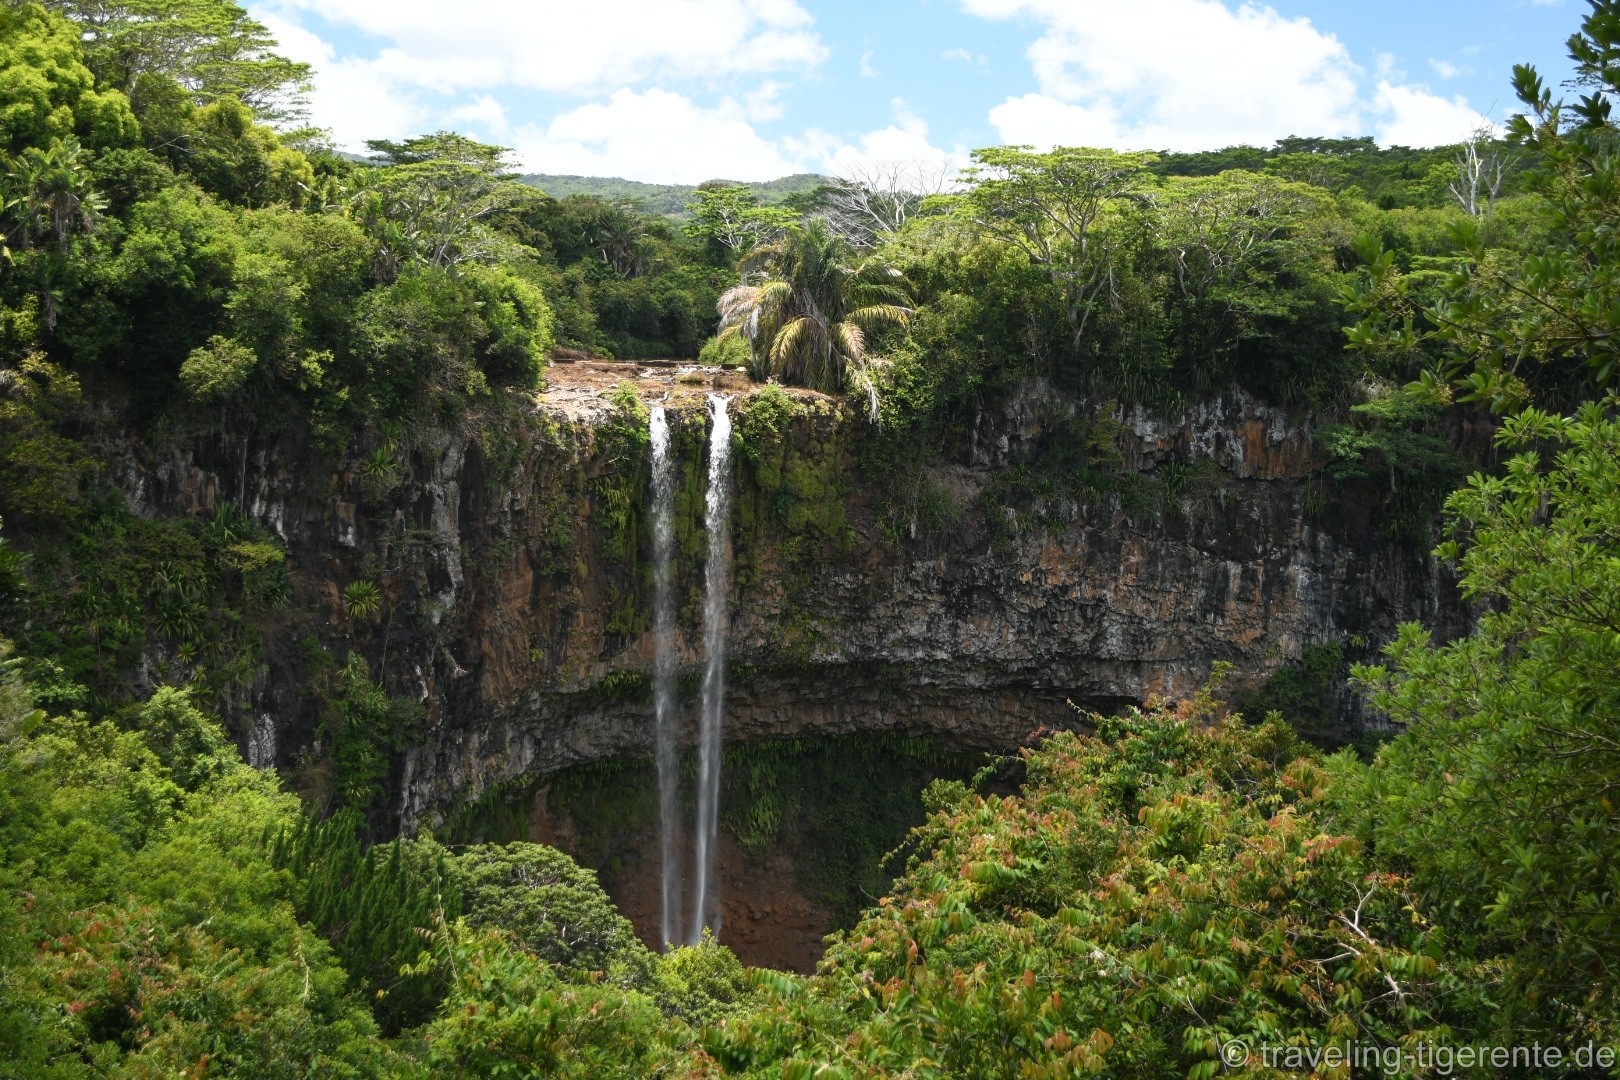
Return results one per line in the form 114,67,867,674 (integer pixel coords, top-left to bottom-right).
716,220,911,416
2,137,105,328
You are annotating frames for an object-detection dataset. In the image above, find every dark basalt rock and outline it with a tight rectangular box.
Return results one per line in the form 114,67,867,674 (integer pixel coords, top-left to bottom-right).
105,369,1469,831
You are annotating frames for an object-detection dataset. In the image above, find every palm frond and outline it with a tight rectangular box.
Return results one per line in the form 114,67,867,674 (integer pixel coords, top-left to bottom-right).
739,237,791,276
847,304,914,333
835,321,866,361
717,284,762,330
845,282,912,308
770,316,827,385
756,279,794,315
713,216,913,397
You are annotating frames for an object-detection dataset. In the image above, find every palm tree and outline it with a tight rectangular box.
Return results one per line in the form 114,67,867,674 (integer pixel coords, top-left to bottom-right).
716,219,911,415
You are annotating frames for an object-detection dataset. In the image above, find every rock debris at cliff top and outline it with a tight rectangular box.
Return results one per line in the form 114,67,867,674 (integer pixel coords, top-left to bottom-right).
537,359,826,419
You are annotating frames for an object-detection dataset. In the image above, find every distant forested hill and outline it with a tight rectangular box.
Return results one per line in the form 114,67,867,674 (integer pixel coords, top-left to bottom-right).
520,172,829,215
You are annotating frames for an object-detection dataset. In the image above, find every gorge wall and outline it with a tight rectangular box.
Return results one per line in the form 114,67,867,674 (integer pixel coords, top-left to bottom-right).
108,362,1470,837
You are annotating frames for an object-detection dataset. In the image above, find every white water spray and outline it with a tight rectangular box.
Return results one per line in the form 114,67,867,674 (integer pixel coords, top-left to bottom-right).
648,406,681,949
690,395,733,943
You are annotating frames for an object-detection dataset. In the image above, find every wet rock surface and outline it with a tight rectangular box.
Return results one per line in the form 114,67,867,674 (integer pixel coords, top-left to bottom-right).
107,365,1468,835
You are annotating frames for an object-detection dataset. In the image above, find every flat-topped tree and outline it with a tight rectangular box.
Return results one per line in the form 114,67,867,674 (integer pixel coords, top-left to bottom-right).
953,146,1157,353
41,0,311,124
684,183,795,268
351,132,535,281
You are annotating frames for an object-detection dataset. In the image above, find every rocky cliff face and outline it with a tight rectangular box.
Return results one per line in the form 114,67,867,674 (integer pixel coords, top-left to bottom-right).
110,362,1468,832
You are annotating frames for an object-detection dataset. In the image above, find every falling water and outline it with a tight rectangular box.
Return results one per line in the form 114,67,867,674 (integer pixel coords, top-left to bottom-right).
690,395,733,944
648,406,682,950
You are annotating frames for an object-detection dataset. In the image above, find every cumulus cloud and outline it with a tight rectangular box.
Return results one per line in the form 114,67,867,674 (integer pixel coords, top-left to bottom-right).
510,88,801,183
256,11,431,144
790,99,968,178
261,0,825,95
253,0,828,154
1374,81,1493,146
964,0,1494,150
965,0,1362,149
256,0,1496,182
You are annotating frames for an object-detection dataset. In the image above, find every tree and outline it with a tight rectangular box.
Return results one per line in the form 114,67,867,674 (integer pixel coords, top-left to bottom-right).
1344,1,1620,410
174,96,315,208
40,0,311,123
1333,0,1620,1039
954,145,1155,351
2,136,106,328
1447,126,1513,218
819,159,953,249
717,219,911,413
684,183,795,265
1155,170,1336,395
703,692,1453,1078
3,136,103,255
449,842,656,987
350,132,528,282
1354,401,1620,1030
1262,151,1354,191
0,2,139,156
575,197,652,278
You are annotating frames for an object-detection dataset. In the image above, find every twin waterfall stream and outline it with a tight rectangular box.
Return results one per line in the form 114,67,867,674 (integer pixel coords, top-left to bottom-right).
648,397,733,949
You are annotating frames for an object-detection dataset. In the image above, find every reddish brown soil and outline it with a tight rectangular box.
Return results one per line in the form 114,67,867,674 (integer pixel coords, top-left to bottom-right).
531,790,836,972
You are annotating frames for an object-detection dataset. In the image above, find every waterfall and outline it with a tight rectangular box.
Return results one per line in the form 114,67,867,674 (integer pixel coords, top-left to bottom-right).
648,406,681,950
690,395,733,944
644,396,734,948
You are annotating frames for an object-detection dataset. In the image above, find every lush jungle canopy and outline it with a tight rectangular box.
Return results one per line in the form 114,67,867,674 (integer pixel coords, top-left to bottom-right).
2,0,1619,1074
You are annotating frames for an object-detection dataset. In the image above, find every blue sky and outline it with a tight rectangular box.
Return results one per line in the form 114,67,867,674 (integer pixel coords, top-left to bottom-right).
251,0,1583,182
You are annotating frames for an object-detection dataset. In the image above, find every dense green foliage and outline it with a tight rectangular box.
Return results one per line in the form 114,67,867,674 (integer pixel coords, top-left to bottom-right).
4,0,1620,1074
707,696,1451,1078
0,665,397,1076
0,644,764,1074
1351,403,1620,1029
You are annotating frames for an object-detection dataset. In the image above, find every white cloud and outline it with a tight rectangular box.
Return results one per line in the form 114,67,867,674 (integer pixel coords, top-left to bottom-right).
1374,81,1493,146
784,99,967,180
860,50,878,78
447,95,511,139
265,0,962,183
965,0,1362,150
260,0,825,95
253,0,828,153
742,81,788,122
510,88,801,182
257,11,431,144
942,47,988,68
988,94,1123,147
1430,58,1461,80
964,0,1494,150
